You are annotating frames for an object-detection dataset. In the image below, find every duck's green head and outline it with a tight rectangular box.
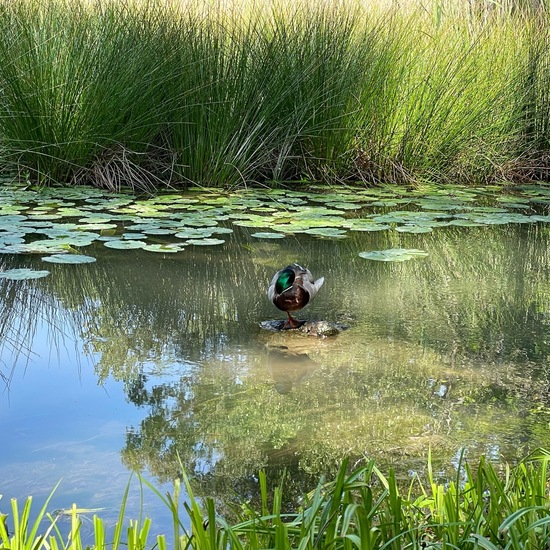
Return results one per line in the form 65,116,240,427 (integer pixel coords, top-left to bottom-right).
275,268,295,294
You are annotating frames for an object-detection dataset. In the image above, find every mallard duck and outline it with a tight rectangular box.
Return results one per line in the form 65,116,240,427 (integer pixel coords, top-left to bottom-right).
267,263,325,329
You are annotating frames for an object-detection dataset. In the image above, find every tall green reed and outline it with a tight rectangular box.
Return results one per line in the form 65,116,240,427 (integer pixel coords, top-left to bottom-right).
364,7,536,183
161,1,389,186
0,0,174,188
0,0,549,188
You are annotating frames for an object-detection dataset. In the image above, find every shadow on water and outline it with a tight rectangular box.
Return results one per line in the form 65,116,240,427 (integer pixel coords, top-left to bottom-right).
1,221,550,514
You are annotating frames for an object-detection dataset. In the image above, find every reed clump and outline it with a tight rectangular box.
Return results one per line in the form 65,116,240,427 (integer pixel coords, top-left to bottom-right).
0,0,549,189
3,451,550,549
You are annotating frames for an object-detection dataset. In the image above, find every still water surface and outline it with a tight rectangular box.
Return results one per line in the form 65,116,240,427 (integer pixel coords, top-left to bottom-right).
1,215,549,537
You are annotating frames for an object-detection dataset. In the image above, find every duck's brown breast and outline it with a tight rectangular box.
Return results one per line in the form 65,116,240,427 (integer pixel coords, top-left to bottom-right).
273,286,309,312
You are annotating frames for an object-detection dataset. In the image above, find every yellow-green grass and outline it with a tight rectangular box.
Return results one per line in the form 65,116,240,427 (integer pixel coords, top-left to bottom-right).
0,0,548,189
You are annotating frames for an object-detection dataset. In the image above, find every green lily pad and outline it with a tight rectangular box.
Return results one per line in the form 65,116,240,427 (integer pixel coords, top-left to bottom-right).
395,225,433,233
77,223,118,231
449,219,485,227
303,228,347,238
56,208,89,217
251,232,286,239
0,268,50,280
459,213,533,225
414,200,466,211
103,240,146,249
175,228,216,239
123,223,158,231
372,211,445,224
370,200,407,207
359,248,429,262
323,202,363,210
142,243,183,253
36,234,98,247
0,234,25,245
14,240,74,254
42,254,97,264
180,218,219,227
0,215,27,223
186,238,225,246
343,221,391,232
142,228,175,235
17,221,49,229
232,219,271,228
27,213,63,220
276,197,308,206
122,233,146,240
268,223,312,233
464,206,510,213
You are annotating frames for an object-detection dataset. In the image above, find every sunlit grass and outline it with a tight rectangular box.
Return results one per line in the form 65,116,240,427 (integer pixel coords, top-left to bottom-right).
3,451,550,549
0,0,548,188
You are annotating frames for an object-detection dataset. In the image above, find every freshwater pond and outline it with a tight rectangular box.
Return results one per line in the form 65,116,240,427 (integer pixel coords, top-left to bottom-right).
0,182,549,538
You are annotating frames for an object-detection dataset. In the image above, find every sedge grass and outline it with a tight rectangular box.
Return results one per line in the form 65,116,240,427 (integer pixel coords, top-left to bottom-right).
0,0,549,188
0,0,175,187
3,451,550,549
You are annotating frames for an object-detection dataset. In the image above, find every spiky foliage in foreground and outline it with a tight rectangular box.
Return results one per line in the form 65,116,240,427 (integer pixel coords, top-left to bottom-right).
3,451,550,549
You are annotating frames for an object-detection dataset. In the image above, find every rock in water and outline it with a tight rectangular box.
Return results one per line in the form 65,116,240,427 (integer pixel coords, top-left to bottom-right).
259,319,348,337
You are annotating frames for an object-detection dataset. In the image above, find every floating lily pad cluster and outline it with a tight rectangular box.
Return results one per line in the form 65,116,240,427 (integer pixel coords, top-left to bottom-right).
358,249,430,262
0,182,548,276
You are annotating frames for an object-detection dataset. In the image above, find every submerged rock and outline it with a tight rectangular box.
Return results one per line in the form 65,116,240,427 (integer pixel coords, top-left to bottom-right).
259,319,348,337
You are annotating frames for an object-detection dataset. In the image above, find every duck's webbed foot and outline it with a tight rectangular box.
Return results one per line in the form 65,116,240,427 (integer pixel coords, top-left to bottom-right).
283,313,303,329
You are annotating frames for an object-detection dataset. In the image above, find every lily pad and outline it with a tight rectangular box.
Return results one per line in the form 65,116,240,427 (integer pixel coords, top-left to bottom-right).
250,232,286,239
232,218,271,228
343,221,391,232
175,228,216,239
27,213,63,220
13,240,73,254
324,202,363,210
449,219,485,227
142,228,175,235
41,254,97,264
0,268,50,280
395,225,433,233
186,238,225,246
268,223,312,233
303,228,347,238
76,223,118,231
142,243,183,253
78,216,113,224
359,248,429,262
103,240,146,250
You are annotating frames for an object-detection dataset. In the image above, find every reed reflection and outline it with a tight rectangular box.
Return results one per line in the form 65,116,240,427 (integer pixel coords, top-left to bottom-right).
0,222,549,504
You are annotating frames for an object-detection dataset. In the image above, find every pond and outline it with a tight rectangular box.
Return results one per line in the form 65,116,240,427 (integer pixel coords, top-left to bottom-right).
1,182,549,540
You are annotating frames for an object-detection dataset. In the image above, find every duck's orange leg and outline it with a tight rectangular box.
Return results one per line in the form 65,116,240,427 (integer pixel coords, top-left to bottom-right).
283,312,302,329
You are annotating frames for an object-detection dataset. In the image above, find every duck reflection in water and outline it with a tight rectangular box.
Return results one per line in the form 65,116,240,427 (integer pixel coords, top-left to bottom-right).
266,345,320,394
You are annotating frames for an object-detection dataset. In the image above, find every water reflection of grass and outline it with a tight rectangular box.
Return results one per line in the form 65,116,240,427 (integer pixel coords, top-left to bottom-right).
0,0,549,187
1,221,549,502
